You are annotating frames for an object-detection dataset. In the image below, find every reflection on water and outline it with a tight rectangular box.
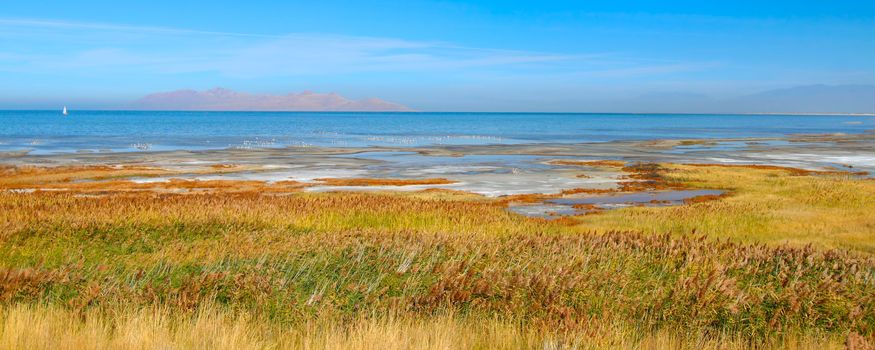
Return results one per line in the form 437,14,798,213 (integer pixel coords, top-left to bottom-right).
550,190,724,206
508,189,724,218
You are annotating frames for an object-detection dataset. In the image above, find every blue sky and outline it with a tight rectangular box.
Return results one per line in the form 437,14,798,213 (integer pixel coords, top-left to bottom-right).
1,1,874,111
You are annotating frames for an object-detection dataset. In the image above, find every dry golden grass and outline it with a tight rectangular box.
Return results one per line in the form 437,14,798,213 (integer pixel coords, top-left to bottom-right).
0,305,853,350
686,163,870,177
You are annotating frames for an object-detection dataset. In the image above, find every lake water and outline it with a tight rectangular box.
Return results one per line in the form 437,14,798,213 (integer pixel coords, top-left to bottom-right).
1,110,873,154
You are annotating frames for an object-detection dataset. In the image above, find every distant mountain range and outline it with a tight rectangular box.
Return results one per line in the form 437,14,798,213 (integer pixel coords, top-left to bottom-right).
609,85,875,114
128,85,875,113
725,84,875,114
132,88,412,112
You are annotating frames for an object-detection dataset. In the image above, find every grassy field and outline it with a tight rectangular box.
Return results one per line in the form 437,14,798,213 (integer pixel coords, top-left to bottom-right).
0,163,874,349
573,163,875,253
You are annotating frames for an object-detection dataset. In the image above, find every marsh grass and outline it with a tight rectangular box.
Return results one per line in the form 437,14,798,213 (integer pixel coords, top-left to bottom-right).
574,163,875,252
1,164,874,348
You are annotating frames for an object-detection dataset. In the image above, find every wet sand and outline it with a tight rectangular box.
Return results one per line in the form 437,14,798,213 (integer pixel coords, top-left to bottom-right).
2,133,873,198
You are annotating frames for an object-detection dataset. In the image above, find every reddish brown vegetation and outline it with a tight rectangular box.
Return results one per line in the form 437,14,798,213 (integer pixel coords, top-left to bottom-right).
0,165,463,195
617,163,686,192
560,188,616,195
0,165,171,186
683,194,729,204
315,177,456,186
502,162,701,208
570,203,601,212
550,160,626,168
2,178,309,194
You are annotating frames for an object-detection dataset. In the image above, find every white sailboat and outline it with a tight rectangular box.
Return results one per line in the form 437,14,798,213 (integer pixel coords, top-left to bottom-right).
62,106,68,116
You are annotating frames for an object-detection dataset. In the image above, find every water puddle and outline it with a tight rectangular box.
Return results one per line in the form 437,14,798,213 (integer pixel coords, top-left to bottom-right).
508,189,724,218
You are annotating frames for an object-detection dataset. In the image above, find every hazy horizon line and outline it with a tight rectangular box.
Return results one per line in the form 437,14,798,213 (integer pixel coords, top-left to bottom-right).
3,108,874,116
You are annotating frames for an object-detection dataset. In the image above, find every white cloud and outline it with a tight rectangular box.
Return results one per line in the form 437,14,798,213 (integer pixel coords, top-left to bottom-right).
0,18,280,38
0,18,585,77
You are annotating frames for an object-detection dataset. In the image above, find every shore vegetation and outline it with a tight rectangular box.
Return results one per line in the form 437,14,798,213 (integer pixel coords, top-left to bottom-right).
1,163,873,349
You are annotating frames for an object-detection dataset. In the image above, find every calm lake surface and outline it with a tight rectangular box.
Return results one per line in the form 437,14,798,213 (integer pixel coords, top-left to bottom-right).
1,111,873,154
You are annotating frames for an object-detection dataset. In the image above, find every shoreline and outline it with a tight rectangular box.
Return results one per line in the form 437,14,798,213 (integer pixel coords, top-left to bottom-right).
4,109,875,116
3,133,875,348
2,132,873,217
